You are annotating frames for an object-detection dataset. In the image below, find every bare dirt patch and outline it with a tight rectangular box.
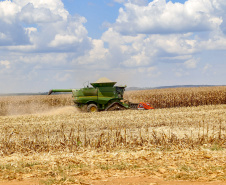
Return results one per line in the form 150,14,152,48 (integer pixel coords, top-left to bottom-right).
92,176,226,185
0,180,39,185
0,177,226,185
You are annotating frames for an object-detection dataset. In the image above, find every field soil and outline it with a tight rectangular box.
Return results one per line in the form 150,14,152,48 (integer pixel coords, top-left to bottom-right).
1,177,226,185
0,88,225,185
93,177,226,185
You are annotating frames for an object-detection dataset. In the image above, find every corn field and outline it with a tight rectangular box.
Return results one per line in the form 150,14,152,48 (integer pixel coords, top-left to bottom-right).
0,86,225,116
0,86,225,183
124,86,226,108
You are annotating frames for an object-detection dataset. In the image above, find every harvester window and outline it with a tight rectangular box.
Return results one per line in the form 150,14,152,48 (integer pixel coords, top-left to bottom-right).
116,87,125,98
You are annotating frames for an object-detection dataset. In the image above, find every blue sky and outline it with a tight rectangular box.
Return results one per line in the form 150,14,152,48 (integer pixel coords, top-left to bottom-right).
0,0,225,93
62,0,120,38
62,0,187,38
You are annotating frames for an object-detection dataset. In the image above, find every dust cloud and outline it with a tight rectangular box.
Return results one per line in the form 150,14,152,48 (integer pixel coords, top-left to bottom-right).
0,94,75,117
2,103,79,116
42,106,80,115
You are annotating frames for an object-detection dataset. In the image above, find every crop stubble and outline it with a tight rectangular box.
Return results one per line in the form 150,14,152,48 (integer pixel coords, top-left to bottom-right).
0,86,225,183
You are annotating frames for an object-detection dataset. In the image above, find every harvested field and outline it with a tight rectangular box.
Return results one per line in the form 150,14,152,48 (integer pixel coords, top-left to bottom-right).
0,105,225,154
0,86,225,184
0,106,225,184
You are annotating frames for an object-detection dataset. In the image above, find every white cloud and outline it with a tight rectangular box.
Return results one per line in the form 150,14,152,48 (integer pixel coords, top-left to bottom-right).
199,31,226,50
114,0,148,5
123,50,153,67
153,34,197,55
18,3,63,24
14,0,68,20
184,58,199,69
0,0,90,53
113,0,222,34
0,1,19,24
101,28,159,67
98,0,226,70
175,71,182,77
0,60,10,69
0,0,93,93
0,22,30,46
25,27,37,34
162,55,193,60
0,33,7,39
49,34,80,47
75,39,109,66
0,0,226,93
54,73,71,82
101,28,200,67
173,68,189,77
138,66,161,77
114,0,126,4
203,63,212,73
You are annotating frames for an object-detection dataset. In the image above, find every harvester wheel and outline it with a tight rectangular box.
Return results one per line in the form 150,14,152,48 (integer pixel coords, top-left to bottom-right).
87,104,98,112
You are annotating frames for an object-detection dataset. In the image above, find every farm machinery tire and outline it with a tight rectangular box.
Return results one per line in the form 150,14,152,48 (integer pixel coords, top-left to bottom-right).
87,104,98,112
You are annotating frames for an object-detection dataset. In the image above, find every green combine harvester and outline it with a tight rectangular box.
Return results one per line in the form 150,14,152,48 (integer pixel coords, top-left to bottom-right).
48,77,154,112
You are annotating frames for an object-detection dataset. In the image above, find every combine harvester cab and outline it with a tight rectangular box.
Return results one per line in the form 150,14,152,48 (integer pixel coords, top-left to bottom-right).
48,77,154,112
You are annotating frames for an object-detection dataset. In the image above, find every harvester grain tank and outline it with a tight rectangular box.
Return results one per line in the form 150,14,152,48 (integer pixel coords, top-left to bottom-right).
48,77,154,112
